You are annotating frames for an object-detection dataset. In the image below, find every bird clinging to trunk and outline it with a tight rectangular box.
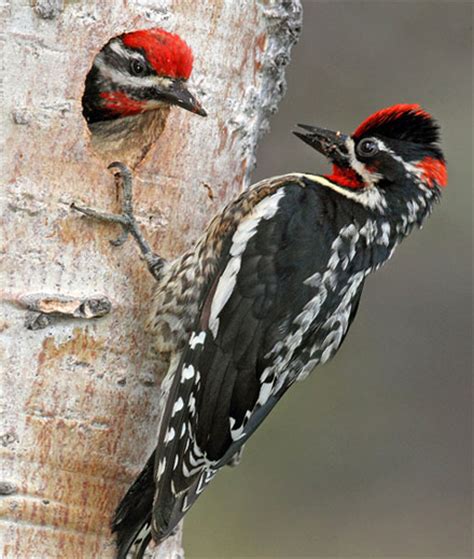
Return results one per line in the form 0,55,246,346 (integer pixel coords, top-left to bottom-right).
73,103,447,558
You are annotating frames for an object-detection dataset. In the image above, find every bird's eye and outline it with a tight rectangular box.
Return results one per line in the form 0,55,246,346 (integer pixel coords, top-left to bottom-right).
356,138,379,157
130,60,145,76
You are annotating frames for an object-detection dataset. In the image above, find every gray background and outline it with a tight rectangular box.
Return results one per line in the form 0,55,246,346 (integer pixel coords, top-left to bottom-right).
186,2,472,557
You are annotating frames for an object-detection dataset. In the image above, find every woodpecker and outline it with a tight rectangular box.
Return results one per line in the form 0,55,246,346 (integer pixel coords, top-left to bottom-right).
82,27,206,165
73,104,446,558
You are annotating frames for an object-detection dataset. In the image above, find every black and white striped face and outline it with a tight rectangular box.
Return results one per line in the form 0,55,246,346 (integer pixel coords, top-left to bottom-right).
82,34,206,124
294,105,447,218
93,37,175,101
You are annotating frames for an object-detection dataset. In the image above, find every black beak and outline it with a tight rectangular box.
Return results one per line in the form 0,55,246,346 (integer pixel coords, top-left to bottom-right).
159,80,207,117
293,124,349,164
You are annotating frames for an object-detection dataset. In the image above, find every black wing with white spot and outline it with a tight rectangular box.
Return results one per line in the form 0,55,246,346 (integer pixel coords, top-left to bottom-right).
151,180,366,542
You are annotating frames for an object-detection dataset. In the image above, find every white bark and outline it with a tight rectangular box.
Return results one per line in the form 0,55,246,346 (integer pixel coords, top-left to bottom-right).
0,1,301,557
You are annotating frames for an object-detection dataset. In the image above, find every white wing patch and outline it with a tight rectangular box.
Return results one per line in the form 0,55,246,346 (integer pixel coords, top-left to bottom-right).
295,358,319,382
379,222,391,246
189,331,206,349
229,411,252,441
257,381,273,406
157,458,166,479
208,189,286,338
181,364,195,382
208,257,242,338
164,427,176,444
172,397,184,416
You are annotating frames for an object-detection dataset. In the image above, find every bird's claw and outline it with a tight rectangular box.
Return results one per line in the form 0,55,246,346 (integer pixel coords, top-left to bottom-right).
71,162,166,281
109,224,131,247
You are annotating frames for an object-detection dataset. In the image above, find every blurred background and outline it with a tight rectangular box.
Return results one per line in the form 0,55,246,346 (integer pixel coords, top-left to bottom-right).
186,2,472,557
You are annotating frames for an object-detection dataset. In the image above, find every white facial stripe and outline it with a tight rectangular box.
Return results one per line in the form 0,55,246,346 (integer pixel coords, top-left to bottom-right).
351,137,433,187
382,145,428,183
346,137,384,187
94,51,173,90
209,189,285,338
285,172,387,212
108,39,146,63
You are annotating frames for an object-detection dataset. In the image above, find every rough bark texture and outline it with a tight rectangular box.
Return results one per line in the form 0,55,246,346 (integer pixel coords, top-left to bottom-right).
0,1,301,557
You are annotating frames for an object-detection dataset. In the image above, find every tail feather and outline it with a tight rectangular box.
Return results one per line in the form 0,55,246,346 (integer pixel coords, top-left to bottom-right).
113,452,156,559
152,467,217,544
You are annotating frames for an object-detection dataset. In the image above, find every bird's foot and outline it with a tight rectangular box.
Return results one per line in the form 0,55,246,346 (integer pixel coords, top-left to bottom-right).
71,162,165,281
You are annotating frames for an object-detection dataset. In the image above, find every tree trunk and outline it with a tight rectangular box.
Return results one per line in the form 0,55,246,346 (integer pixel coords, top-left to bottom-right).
0,1,301,557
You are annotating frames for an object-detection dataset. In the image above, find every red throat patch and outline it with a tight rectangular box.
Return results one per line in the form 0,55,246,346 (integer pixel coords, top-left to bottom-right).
325,165,363,189
353,103,431,139
122,28,194,80
100,91,146,116
417,156,448,188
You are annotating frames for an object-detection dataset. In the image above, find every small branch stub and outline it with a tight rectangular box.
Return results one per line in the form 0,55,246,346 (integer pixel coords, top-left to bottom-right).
19,293,112,330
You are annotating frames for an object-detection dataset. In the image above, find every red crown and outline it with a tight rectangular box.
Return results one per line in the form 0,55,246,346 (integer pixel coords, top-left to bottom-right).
353,104,432,139
122,28,194,80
